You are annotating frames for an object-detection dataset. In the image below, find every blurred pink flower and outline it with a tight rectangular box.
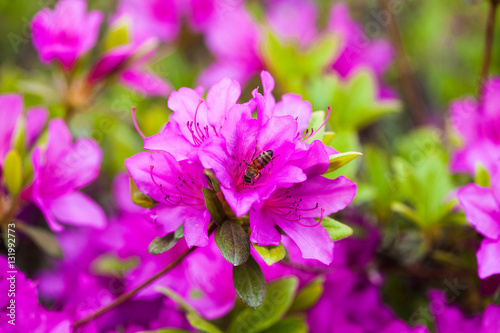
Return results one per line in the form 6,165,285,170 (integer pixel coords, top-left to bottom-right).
31,0,103,69
198,6,263,87
451,78,500,175
327,3,396,99
30,119,106,232
429,290,500,333
0,94,47,167
0,257,72,332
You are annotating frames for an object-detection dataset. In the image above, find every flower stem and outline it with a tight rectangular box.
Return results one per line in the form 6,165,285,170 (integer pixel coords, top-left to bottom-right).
72,244,198,328
479,0,499,96
379,0,427,126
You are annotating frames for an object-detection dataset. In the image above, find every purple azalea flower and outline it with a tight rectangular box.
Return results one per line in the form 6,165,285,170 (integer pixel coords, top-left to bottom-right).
451,78,500,175
31,0,103,69
125,151,211,247
0,257,72,332
113,0,181,43
0,94,47,166
327,3,396,99
249,175,356,264
86,38,171,97
265,0,318,46
429,290,500,333
198,6,263,87
30,118,106,232
144,77,249,160
458,168,500,278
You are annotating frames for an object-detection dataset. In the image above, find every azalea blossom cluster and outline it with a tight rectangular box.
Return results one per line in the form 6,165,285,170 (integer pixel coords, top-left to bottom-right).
126,70,357,265
451,78,500,279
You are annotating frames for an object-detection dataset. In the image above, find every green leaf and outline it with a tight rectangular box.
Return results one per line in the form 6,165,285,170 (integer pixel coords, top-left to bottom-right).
12,117,26,157
259,316,308,333
186,313,223,333
156,286,198,315
252,243,286,266
174,224,184,239
16,222,63,259
104,18,130,51
218,220,250,266
130,176,156,208
141,328,192,333
91,254,138,276
228,277,299,333
325,151,363,174
3,150,22,196
320,216,353,242
475,164,490,187
289,277,324,312
390,201,425,229
232,256,267,309
148,233,178,255
202,188,225,224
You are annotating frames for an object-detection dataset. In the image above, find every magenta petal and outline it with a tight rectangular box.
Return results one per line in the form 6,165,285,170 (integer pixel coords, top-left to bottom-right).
458,184,500,239
0,94,22,162
183,211,211,248
276,217,334,264
152,205,186,237
273,93,312,133
249,207,282,246
44,118,73,163
482,304,500,333
87,45,133,83
48,191,106,229
120,67,171,96
144,122,195,160
206,78,241,126
450,99,478,140
477,238,500,279
26,106,48,146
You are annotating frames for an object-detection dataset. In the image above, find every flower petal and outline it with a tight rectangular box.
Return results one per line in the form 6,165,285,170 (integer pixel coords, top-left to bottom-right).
276,217,334,264
458,184,500,239
206,78,241,126
477,238,500,279
249,206,282,246
120,67,171,96
48,191,106,229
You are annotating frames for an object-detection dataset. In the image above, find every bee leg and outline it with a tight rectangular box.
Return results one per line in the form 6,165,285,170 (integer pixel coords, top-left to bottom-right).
250,142,258,161
270,154,281,167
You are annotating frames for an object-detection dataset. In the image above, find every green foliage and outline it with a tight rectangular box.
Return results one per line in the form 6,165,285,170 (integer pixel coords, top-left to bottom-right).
232,256,267,309
217,220,251,266
104,18,131,51
252,243,286,266
16,222,63,259
320,216,353,242
148,233,179,255
259,316,308,333
289,277,324,312
3,150,22,196
91,254,138,276
186,313,223,333
228,277,299,333
325,151,363,174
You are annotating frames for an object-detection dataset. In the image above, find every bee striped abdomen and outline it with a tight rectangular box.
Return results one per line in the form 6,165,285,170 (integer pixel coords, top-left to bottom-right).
243,150,274,184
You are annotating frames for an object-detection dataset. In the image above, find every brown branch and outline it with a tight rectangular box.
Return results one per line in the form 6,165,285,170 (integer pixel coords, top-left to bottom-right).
479,0,499,96
73,239,202,328
379,0,427,126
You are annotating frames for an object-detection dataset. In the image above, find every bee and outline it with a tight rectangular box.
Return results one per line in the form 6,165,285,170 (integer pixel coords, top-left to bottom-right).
243,150,274,184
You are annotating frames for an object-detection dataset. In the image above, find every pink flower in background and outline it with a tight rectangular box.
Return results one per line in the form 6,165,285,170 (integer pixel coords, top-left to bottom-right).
266,0,318,46
31,119,106,232
451,78,500,175
0,94,47,167
327,3,396,99
125,151,211,247
458,169,500,279
430,290,500,333
0,257,72,332
114,0,181,43
31,0,103,69
86,41,172,97
451,78,500,279
198,6,263,87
